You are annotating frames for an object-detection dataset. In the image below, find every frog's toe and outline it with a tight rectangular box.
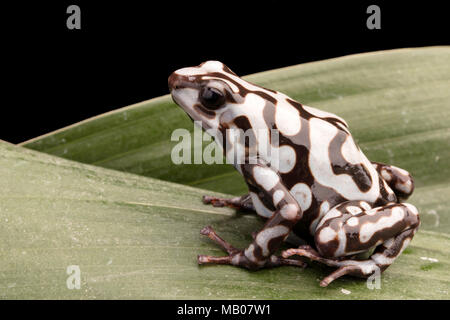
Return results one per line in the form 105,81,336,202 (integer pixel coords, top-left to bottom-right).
198,254,234,265
319,265,365,287
282,246,322,262
202,194,255,211
202,195,226,207
199,225,240,255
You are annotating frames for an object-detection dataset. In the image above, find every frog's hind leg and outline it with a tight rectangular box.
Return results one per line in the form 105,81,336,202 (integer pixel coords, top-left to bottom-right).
202,194,255,211
372,162,414,200
282,200,420,287
198,161,309,270
198,225,306,268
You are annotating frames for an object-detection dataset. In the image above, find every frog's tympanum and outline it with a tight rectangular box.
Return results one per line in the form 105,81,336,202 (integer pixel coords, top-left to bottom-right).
168,61,419,287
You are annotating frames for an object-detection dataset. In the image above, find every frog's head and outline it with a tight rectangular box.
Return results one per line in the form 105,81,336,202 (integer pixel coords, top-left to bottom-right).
169,61,285,165
169,61,303,167
168,61,247,133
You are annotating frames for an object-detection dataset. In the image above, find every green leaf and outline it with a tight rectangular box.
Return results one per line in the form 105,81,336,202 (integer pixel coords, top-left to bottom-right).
1,140,449,299
4,46,450,298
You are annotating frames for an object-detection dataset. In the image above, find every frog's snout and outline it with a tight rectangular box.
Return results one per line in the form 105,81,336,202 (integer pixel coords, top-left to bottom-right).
168,71,201,93
168,72,180,92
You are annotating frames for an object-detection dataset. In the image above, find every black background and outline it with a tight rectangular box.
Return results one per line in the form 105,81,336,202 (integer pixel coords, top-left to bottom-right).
2,1,448,143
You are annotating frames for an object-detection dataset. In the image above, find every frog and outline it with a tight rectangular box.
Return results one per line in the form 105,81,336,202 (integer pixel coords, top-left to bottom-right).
168,61,420,287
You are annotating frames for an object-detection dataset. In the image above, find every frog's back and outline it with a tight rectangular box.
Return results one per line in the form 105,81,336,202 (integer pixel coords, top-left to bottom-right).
270,99,397,235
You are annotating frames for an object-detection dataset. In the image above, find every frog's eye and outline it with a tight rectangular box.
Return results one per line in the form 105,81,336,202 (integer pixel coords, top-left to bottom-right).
199,87,225,110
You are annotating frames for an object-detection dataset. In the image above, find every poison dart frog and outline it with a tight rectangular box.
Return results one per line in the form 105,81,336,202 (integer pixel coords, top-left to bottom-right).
168,61,419,287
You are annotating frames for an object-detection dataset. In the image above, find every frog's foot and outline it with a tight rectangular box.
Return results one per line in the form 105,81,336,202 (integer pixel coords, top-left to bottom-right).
202,194,255,211
282,247,372,287
198,226,307,269
282,201,420,287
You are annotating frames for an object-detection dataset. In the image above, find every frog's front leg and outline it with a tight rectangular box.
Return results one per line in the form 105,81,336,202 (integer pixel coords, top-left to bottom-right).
282,201,420,286
202,194,255,211
198,161,306,270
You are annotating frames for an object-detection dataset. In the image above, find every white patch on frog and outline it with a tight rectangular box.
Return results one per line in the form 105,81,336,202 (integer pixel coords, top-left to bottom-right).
200,60,226,72
334,225,348,257
346,206,363,215
225,129,247,165
275,99,301,136
271,144,296,174
341,135,363,165
244,244,257,262
316,206,342,230
256,225,289,257
382,177,395,197
253,166,279,191
391,165,410,176
231,253,241,265
380,169,392,181
317,226,338,243
360,201,372,211
310,201,330,234
395,180,413,194
365,208,378,216
280,204,299,220
346,217,359,227
175,60,225,76
289,183,312,212
272,190,285,207
371,253,395,266
340,260,377,275
308,118,380,202
360,206,405,243
250,192,274,218
303,105,348,127
383,238,395,248
228,93,272,151
403,203,418,216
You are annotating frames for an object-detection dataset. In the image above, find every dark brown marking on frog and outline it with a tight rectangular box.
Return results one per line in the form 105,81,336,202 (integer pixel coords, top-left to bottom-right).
328,130,372,192
323,116,349,130
252,244,265,261
205,72,279,105
287,99,349,132
222,64,238,76
267,234,288,256
375,176,397,206
315,235,340,258
233,115,257,150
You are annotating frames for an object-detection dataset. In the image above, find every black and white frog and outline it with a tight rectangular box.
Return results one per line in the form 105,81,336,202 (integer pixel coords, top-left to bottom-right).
168,61,419,287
